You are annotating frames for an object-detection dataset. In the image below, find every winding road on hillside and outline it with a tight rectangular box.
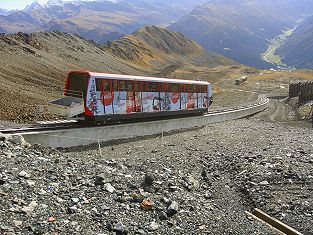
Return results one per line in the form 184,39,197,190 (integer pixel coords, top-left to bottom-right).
251,98,311,128
267,99,292,122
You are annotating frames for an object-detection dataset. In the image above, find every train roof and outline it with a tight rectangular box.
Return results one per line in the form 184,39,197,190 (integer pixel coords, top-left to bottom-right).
69,71,210,86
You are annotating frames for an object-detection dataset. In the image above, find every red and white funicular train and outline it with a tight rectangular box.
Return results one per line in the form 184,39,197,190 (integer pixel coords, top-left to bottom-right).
61,71,213,122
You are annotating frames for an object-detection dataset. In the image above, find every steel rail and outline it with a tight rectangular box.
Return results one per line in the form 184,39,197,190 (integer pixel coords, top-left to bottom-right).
246,208,303,235
0,121,81,135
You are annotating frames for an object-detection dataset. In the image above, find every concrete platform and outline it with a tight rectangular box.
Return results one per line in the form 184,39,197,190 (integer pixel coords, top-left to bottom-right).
21,97,269,148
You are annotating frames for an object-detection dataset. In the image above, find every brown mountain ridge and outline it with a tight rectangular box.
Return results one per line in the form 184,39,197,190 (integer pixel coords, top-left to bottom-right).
104,26,235,68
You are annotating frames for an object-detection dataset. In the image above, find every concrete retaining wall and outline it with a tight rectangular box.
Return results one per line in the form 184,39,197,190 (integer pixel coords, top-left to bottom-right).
22,97,269,148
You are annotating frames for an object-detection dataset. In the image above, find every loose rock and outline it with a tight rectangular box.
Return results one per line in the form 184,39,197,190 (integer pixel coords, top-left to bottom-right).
167,201,179,217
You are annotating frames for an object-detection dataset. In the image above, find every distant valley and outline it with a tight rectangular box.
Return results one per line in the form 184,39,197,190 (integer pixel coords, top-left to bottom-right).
168,0,313,69
276,15,313,69
261,26,298,67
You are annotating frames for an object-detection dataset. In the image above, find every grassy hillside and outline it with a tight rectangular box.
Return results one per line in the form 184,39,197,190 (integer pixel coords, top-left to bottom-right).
104,26,235,68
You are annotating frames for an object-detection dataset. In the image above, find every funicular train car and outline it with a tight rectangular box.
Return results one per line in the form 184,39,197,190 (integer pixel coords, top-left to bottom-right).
48,71,213,123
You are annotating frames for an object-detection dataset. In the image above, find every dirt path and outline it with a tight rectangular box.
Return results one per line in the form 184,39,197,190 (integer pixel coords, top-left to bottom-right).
268,99,292,121
252,99,292,122
251,98,313,129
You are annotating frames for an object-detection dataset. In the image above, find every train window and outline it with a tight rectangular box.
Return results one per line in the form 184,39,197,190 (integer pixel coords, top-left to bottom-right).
95,79,111,91
189,85,196,93
141,82,148,92
134,82,141,92
119,81,126,91
113,80,119,91
161,83,167,92
140,82,146,92
66,73,89,98
202,85,207,93
181,84,187,92
148,82,158,92
170,83,179,92
96,79,101,91
104,80,111,91
125,81,133,91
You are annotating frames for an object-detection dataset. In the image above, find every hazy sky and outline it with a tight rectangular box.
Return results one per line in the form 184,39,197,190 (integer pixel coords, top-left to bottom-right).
1,0,56,10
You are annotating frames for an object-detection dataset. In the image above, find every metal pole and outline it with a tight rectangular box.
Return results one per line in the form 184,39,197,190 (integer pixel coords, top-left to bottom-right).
98,139,102,156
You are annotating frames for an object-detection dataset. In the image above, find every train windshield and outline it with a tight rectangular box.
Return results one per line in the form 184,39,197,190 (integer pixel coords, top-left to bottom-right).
65,73,89,99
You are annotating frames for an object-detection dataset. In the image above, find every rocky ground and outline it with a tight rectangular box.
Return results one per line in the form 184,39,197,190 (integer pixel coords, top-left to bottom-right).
1,114,312,234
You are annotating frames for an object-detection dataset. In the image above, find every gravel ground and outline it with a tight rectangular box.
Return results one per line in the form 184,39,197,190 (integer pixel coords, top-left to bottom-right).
1,117,312,235
0,121,24,128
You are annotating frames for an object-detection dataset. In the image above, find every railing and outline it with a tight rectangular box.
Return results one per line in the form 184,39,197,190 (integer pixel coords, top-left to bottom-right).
63,89,84,99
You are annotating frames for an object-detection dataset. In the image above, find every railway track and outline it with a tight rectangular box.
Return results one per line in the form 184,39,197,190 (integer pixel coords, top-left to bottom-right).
0,114,206,135
0,120,82,135
0,96,269,135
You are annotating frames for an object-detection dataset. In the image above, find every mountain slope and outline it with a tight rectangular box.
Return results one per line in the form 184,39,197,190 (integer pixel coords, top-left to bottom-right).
0,28,243,122
0,31,144,121
0,8,9,15
277,15,313,69
169,0,313,68
0,11,41,33
0,0,206,43
104,26,235,68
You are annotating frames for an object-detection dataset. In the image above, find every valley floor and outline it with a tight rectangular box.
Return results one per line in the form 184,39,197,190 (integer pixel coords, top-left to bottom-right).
260,17,306,68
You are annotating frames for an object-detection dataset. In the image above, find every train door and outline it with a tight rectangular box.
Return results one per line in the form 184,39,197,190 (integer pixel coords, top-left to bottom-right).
203,85,209,108
125,81,135,113
207,84,212,107
141,82,148,112
187,84,196,109
142,82,159,112
112,80,118,113
151,82,160,111
134,81,142,112
170,83,180,110
197,85,203,108
159,83,166,111
87,77,102,116
113,80,126,114
181,84,188,110
94,78,104,115
99,79,114,115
